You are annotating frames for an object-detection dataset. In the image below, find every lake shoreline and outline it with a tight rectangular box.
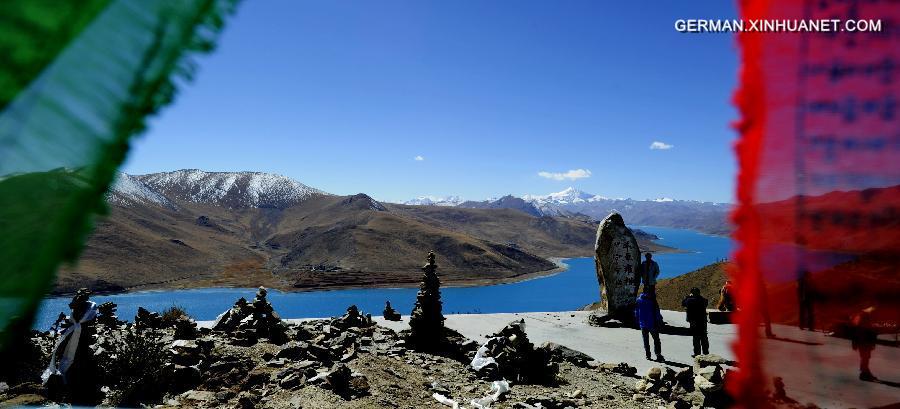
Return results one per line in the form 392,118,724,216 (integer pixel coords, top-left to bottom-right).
48,233,688,298
46,257,576,299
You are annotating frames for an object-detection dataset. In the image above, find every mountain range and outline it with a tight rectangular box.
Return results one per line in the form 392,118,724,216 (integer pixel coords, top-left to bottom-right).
404,187,732,235
58,170,674,294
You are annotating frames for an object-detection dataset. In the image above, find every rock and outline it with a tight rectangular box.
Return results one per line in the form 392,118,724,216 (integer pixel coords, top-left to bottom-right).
634,379,649,392
276,342,309,360
173,364,202,389
279,373,304,389
593,213,641,320
693,354,733,371
243,369,271,390
696,365,723,383
597,362,637,377
633,393,645,402
646,366,663,381
235,393,256,409
430,381,452,397
672,367,694,389
315,364,370,400
267,358,289,368
667,399,693,409
540,342,593,367
694,374,722,393
406,251,446,351
180,390,215,402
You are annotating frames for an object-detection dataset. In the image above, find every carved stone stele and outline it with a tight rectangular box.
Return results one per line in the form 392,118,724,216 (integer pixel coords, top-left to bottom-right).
594,212,641,317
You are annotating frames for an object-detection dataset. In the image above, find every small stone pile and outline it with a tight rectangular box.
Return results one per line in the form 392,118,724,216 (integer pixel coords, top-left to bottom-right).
472,320,559,385
308,363,370,400
96,302,123,328
330,305,374,330
407,251,445,351
382,301,401,321
595,362,639,377
212,286,288,345
135,307,164,330
632,354,734,408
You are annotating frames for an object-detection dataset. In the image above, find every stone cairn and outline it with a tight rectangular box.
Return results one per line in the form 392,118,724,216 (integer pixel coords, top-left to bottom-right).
470,320,559,385
382,301,401,321
330,305,374,330
96,302,123,328
213,286,288,345
406,251,445,350
632,354,735,408
590,212,641,326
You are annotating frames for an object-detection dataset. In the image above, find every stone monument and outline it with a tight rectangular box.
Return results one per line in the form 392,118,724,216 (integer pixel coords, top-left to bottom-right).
592,212,641,324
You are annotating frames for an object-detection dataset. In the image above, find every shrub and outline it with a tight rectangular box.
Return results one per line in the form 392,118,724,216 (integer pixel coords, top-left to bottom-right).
160,305,191,326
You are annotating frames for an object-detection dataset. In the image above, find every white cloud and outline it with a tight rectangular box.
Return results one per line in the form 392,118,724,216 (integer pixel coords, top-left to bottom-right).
414,155,425,161
650,141,674,150
537,169,592,181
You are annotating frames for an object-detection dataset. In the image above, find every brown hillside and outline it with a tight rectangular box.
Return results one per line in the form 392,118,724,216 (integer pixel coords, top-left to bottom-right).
60,187,674,294
655,261,730,311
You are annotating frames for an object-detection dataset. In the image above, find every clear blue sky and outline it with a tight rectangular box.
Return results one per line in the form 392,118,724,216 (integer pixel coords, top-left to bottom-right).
124,1,739,203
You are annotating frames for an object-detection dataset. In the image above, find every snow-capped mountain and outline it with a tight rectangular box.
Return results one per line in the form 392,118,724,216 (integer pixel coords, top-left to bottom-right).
457,195,543,217
521,188,731,234
523,187,606,205
401,195,464,206
109,170,328,209
409,187,731,234
108,173,175,208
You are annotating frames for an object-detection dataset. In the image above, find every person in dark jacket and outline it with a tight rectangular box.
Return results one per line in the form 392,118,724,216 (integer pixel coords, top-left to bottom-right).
635,291,664,361
682,287,709,356
640,253,661,299
851,306,878,381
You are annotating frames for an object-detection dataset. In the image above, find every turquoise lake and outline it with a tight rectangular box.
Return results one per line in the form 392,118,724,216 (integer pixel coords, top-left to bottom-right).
34,226,732,329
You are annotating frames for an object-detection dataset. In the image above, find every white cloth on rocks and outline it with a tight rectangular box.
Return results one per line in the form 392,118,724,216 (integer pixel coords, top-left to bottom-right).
433,392,460,408
432,380,511,409
471,337,501,371
470,380,510,409
41,301,98,384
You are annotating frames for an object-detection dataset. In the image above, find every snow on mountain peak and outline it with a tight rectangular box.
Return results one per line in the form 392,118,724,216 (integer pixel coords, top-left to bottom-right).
524,187,606,204
401,195,463,206
108,173,175,208
136,169,328,208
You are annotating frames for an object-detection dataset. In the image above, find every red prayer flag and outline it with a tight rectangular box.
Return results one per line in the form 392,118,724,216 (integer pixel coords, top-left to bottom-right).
732,0,900,407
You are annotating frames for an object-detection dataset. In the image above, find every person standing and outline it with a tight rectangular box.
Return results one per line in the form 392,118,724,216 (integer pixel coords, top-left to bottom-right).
640,252,661,300
717,280,736,311
635,291,664,361
682,287,710,356
797,270,814,331
851,306,878,381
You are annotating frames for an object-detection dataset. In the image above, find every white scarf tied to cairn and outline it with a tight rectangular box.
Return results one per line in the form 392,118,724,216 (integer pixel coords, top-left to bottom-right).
42,301,99,384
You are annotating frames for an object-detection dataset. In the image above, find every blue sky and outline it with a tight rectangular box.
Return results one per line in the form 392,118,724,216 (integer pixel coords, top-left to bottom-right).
124,1,739,203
